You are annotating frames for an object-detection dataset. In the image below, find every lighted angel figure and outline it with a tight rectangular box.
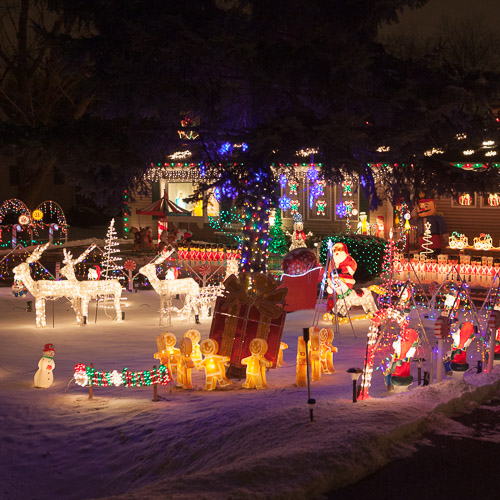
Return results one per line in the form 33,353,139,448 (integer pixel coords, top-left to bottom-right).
200,339,232,391
241,338,273,389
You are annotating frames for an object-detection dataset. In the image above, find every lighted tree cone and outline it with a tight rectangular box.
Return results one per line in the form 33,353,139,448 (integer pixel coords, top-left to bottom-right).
319,328,338,374
450,322,474,377
34,343,55,388
277,342,288,367
184,329,203,369
296,336,308,387
177,338,195,389
200,339,232,391
308,327,321,382
241,338,273,389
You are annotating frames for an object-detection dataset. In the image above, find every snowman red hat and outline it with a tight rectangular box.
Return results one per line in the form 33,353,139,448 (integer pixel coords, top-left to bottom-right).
43,343,55,352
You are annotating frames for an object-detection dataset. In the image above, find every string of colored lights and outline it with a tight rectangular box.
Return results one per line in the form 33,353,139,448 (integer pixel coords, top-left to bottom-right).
74,363,171,387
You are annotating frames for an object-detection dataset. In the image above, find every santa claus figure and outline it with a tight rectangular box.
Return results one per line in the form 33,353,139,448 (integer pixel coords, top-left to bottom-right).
327,242,357,298
287,214,312,251
450,322,474,373
387,328,418,391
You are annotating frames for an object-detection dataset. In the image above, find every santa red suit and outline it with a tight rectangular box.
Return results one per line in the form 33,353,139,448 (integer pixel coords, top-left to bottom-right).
390,329,418,379
451,322,474,370
327,242,357,295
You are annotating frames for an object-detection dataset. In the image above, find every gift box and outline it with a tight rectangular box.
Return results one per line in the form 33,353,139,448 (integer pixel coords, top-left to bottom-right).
209,274,288,378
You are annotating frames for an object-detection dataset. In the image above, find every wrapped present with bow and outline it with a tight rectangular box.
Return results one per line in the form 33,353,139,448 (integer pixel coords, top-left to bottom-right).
209,273,288,378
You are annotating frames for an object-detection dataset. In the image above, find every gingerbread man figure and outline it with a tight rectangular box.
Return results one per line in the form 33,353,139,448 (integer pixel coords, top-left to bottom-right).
319,328,338,374
161,332,180,375
154,335,172,373
176,337,195,389
241,338,273,389
296,336,308,387
308,327,321,382
184,329,203,369
277,342,288,367
200,339,232,391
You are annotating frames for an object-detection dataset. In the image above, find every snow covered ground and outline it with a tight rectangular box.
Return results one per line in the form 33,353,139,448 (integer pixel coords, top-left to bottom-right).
1,283,500,500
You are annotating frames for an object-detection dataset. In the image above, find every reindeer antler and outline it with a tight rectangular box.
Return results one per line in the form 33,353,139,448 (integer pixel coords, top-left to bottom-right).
26,243,50,264
152,247,175,265
63,249,74,265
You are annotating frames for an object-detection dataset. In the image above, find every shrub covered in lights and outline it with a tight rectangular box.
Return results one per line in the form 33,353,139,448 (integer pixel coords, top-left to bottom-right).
320,235,386,283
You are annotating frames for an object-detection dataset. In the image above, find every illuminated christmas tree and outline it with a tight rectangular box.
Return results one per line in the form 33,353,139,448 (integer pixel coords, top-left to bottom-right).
420,222,434,258
102,219,123,279
268,209,288,255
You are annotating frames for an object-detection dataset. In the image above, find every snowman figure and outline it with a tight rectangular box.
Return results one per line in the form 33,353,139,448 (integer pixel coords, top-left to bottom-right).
34,343,55,388
286,213,312,252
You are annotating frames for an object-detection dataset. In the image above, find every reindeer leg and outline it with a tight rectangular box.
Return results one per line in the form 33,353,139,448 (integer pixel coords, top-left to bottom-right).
115,293,122,321
36,298,46,328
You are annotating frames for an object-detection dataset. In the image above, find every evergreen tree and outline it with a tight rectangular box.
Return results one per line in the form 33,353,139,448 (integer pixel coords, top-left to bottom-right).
268,210,288,255
102,219,122,279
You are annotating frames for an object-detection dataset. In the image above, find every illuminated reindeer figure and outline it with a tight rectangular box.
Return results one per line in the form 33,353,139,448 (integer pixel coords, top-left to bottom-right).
13,243,84,328
139,249,200,325
60,245,123,322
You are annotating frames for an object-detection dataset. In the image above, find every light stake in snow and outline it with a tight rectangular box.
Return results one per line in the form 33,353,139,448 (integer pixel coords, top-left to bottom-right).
302,327,316,421
413,358,426,385
347,368,362,403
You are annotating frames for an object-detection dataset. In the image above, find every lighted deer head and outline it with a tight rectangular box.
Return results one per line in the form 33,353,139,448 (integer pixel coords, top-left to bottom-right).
13,243,50,280
61,245,96,280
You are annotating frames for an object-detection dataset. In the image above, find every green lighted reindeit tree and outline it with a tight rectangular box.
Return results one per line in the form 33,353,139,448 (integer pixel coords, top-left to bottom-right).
268,210,288,255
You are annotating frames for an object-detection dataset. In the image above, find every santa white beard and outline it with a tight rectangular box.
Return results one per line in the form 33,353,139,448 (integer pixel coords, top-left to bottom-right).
332,251,347,267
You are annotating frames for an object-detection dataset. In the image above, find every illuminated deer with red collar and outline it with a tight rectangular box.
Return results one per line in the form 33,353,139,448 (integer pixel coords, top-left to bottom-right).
13,243,84,328
60,245,123,322
139,249,200,325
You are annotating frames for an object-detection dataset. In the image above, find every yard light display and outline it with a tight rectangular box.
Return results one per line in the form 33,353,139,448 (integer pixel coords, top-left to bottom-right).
450,322,475,374
13,244,84,328
387,328,419,392
359,307,408,400
308,327,321,382
277,342,288,367
176,337,195,389
449,232,468,249
73,363,171,388
200,339,232,391
296,336,308,387
184,329,203,369
241,338,273,389
34,343,55,388
319,328,338,374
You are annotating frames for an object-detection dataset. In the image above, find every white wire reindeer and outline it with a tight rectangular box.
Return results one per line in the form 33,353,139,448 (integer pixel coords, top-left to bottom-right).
60,245,123,322
139,249,200,325
12,243,84,328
